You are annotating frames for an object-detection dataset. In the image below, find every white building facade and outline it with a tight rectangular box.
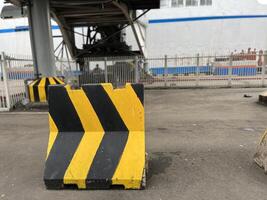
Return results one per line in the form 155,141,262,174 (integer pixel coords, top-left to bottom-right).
146,0,267,57
1,0,267,57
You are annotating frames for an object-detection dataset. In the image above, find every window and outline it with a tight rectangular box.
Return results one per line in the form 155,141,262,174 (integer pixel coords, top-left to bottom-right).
160,0,171,8
200,0,212,5
166,0,212,8
186,0,198,6
172,0,184,7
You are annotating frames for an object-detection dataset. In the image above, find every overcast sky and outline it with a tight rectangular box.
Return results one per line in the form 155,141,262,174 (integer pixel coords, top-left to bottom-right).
0,1,3,10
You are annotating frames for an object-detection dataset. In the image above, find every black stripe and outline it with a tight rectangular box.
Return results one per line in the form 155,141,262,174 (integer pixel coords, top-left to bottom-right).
53,77,61,84
44,86,84,187
33,79,41,102
45,78,50,99
82,85,129,186
82,85,128,132
86,131,128,187
44,131,84,188
48,86,84,132
131,84,144,105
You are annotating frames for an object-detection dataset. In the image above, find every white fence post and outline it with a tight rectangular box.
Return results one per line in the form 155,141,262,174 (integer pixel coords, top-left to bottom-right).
1,52,11,110
228,54,233,87
164,55,168,87
104,57,108,83
135,56,140,83
196,53,200,87
175,54,178,66
60,59,64,76
262,51,267,87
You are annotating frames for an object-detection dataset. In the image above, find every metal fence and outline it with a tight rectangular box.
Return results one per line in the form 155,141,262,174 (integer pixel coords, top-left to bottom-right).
79,53,267,88
55,57,79,80
141,53,267,88
0,53,34,111
78,56,140,86
0,52,77,111
0,51,267,111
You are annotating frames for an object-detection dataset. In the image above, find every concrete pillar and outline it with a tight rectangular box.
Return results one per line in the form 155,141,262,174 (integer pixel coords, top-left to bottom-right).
27,0,56,77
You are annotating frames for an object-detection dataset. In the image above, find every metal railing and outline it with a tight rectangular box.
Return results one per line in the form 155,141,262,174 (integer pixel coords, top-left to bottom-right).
141,53,267,88
0,51,267,111
78,56,140,86
79,53,267,88
0,52,34,111
0,52,77,111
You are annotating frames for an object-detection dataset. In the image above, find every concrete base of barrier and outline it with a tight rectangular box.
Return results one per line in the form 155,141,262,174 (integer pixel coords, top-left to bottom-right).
26,77,64,103
45,170,146,190
44,83,145,190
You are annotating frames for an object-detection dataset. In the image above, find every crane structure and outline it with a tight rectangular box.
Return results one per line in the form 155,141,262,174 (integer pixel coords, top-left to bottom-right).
5,0,159,77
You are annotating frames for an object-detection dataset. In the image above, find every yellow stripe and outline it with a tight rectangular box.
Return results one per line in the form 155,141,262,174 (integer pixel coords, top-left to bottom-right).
112,131,145,189
38,78,47,102
102,83,144,131
64,84,71,90
46,114,58,159
29,79,37,86
63,132,104,188
102,83,145,189
55,77,65,84
67,89,104,132
260,129,267,145
260,91,267,97
48,77,56,85
29,79,38,102
63,89,104,189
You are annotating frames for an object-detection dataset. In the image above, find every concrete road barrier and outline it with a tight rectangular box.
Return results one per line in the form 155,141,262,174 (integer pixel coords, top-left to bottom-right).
44,83,145,190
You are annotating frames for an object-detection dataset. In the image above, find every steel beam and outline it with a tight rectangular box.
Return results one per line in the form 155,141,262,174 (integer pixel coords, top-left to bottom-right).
51,10,76,58
27,0,56,77
112,1,144,57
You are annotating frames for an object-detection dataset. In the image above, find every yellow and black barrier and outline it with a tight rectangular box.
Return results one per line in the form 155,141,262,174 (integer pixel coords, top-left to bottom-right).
259,91,267,104
44,83,145,190
28,77,65,102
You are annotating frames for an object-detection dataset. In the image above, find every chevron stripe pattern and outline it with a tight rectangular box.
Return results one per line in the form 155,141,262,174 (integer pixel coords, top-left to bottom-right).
28,77,65,103
44,83,145,190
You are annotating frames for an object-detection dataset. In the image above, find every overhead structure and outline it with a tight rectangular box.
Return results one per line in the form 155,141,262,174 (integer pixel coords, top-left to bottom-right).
5,0,160,62
49,0,159,59
3,0,159,94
